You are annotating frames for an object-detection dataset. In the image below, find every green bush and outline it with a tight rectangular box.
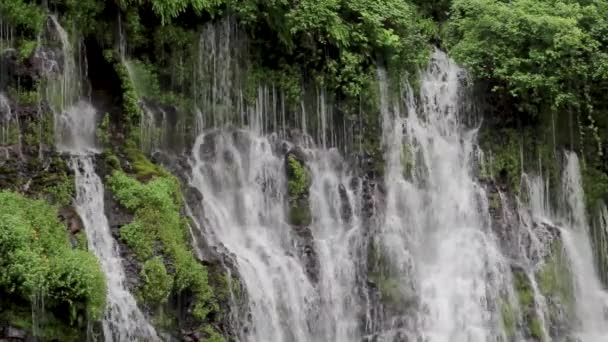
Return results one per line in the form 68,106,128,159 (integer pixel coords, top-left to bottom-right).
286,155,310,200
0,191,106,322
108,170,216,319
140,257,173,305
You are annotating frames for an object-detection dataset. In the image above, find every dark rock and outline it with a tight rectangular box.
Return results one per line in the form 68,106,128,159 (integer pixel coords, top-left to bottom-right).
59,206,84,234
291,225,320,283
2,326,26,340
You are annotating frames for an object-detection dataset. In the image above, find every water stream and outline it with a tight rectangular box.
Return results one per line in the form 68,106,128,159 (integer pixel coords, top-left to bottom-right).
48,16,158,342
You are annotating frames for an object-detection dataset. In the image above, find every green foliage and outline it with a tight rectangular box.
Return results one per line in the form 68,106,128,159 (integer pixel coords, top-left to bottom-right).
0,191,106,322
447,0,608,116
480,128,522,189
140,257,173,305
7,88,40,106
125,60,161,99
500,299,516,338
285,154,312,226
0,0,45,35
529,317,544,340
286,155,310,199
107,171,216,319
536,241,575,319
43,175,75,207
513,270,533,309
126,140,170,180
201,325,225,342
582,166,608,212
17,39,37,62
96,113,110,146
367,240,413,309
106,51,143,135
119,0,222,25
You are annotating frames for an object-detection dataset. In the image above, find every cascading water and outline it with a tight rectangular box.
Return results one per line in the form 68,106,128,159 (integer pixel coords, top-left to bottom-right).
307,148,366,341
559,152,608,341
516,153,608,342
188,131,368,341
379,50,510,341
48,16,158,342
71,155,159,341
189,130,316,341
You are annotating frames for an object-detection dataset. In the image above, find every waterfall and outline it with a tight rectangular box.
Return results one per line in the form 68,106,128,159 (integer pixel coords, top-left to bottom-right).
72,156,159,341
307,148,366,341
48,16,158,342
59,104,159,341
559,152,608,340
189,130,317,341
188,131,369,341
378,50,510,341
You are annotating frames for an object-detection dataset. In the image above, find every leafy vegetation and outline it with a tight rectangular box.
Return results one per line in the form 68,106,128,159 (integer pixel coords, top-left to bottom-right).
0,191,106,334
107,170,216,319
285,154,312,225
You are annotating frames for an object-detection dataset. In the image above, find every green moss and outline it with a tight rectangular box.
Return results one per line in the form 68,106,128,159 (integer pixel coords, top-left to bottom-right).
107,170,216,320
8,88,40,106
513,270,534,309
140,257,173,305
285,154,313,226
401,143,414,180
17,39,37,62
120,219,156,260
367,240,412,309
96,113,110,146
288,204,312,226
286,155,310,199
106,50,143,137
73,231,88,251
536,241,575,319
43,175,75,207
124,140,170,180
480,128,522,190
582,166,608,213
101,150,122,171
0,191,106,323
201,326,225,342
529,317,544,340
501,299,516,338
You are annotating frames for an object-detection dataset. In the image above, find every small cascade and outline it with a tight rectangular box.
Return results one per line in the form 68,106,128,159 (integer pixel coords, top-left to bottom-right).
593,202,608,284
0,18,14,88
378,50,510,341
0,92,13,158
194,17,245,128
47,16,158,342
46,15,82,114
307,148,366,341
559,152,608,340
189,130,316,341
188,129,371,341
72,157,159,341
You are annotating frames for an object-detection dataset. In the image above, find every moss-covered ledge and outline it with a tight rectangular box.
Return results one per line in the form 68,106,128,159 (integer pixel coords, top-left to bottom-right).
106,167,222,339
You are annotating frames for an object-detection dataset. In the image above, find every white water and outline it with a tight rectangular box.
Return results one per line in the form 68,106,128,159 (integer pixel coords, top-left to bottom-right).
59,102,159,341
307,148,365,341
379,50,509,341
72,156,159,341
189,130,316,341
559,152,608,341
47,16,158,342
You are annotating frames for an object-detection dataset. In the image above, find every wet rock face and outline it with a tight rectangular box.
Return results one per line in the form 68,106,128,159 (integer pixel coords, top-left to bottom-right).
0,326,27,341
290,225,320,283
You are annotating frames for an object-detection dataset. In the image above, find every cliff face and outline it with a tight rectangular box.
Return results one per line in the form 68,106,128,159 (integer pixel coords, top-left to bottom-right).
2,1,608,342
